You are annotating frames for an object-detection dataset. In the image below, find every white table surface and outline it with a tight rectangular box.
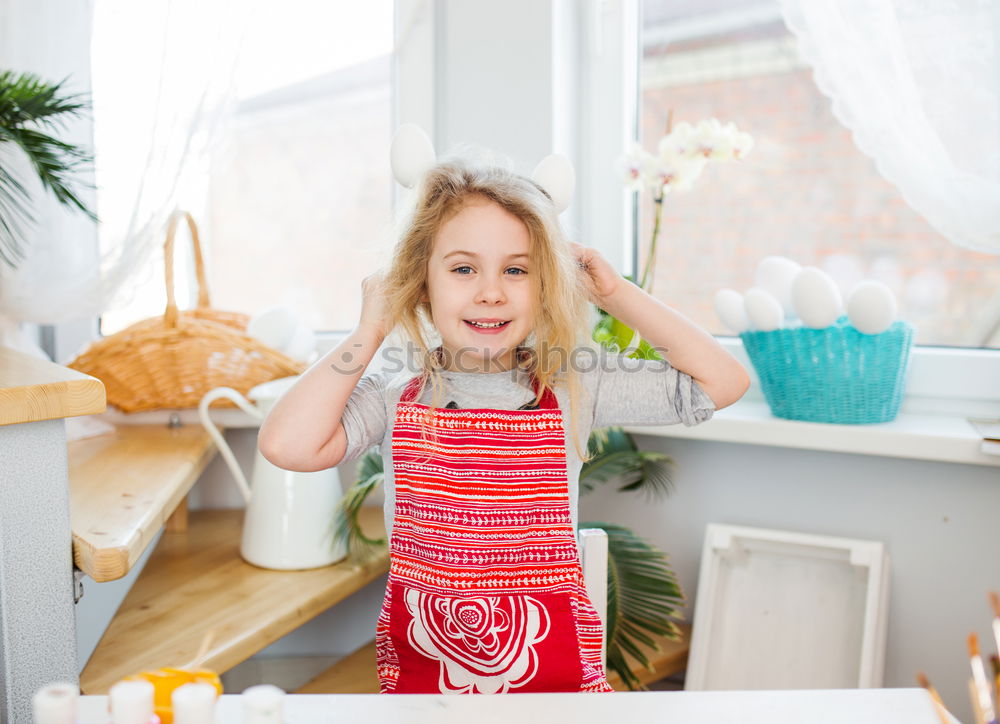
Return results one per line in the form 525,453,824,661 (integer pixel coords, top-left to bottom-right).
78,688,957,724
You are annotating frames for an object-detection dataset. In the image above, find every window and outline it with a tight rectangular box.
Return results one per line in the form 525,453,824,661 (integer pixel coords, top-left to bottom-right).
94,2,393,335
638,0,1000,350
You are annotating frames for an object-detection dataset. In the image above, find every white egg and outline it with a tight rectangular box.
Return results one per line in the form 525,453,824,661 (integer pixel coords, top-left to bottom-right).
754,256,801,318
791,267,843,329
713,288,749,333
390,124,436,188
743,288,784,332
847,280,897,335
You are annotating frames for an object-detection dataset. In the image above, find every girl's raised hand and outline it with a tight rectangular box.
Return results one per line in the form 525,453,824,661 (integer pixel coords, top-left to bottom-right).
571,242,623,304
359,272,394,339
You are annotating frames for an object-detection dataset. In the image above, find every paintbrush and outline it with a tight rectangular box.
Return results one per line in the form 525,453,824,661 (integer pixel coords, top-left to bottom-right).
969,633,998,724
917,671,954,724
991,655,1000,703
972,678,988,724
990,593,1000,660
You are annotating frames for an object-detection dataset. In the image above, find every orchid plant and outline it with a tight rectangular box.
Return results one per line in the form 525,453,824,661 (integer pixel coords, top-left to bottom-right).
623,118,753,294
567,120,754,685
593,118,753,357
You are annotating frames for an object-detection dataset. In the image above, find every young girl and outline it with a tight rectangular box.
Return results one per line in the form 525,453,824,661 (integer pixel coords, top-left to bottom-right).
258,158,749,695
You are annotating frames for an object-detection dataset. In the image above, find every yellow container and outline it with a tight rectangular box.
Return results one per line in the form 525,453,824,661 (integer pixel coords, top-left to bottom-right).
124,668,222,724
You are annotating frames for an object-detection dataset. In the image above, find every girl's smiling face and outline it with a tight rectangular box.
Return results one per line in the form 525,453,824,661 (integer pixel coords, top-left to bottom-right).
425,197,537,372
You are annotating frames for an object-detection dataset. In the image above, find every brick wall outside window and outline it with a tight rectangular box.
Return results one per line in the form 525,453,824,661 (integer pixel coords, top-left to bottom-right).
639,37,1000,349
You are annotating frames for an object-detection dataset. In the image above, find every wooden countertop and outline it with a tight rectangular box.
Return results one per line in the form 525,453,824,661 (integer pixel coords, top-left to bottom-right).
0,346,105,426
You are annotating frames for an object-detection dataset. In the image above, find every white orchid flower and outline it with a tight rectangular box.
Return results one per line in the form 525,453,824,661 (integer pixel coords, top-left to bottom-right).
659,122,699,160
689,118,733,160
620,143,656,190
649,151,706,194
619,119,754,194
675,156,708,190
616,116,754,295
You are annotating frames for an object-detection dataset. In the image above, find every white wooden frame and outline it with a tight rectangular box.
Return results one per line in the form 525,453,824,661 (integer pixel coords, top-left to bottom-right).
579,527,609,664
686,524,890,691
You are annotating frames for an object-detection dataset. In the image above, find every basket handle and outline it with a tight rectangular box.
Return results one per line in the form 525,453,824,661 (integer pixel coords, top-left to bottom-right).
163,209,212,327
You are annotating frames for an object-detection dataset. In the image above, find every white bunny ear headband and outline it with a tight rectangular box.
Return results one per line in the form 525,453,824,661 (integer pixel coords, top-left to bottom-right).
389,123,576,213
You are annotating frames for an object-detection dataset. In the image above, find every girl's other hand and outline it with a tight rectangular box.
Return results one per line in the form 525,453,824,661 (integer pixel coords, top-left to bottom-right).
359,272,393,339
570,242,623,304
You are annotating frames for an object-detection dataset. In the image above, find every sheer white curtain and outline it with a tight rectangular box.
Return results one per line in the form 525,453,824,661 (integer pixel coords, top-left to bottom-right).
87,0,248,321
780,0,1000,255
0,0,246,333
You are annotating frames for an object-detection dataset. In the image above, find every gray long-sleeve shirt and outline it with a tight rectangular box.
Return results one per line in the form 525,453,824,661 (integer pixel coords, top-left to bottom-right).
340,349,715,537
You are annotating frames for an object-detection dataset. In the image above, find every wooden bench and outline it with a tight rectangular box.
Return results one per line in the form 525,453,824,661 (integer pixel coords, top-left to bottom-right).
68,424,217,581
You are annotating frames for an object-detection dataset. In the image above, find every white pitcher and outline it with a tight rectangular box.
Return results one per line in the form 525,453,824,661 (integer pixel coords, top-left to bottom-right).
198,377,347,570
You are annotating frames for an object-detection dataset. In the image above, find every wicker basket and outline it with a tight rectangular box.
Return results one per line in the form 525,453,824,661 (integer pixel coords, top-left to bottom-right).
69,211,306,413
740,318,914,424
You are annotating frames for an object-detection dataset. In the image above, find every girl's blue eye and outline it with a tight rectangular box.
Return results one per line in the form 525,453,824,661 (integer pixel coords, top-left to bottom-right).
449,265,527,275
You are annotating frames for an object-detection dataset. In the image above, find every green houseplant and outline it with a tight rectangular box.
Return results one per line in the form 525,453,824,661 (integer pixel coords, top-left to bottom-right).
335,426,683,691
578,426,684,689
0,70,96,268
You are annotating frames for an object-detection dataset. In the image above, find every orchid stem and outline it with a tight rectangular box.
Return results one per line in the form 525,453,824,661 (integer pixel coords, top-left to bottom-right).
639,194,664,293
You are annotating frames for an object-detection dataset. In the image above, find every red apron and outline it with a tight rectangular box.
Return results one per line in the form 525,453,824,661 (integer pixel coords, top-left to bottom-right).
376,375,613,694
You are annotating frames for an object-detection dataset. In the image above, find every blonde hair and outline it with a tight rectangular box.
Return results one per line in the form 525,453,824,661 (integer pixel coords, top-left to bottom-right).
384,156,593,460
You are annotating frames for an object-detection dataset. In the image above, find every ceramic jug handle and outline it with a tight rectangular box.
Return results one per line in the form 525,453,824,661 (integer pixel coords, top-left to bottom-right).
198,387,263,502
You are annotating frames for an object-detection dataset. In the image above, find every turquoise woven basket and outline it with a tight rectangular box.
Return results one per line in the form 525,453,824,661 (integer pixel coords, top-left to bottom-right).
739,318,914,424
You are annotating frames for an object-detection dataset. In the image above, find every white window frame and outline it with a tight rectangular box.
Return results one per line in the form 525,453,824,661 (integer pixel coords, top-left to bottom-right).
327,0,999,422
389,0,635,312
582,0,1000,418
42,1,1000,416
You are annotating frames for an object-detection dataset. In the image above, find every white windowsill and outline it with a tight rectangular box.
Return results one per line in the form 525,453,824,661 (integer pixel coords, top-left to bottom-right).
106,335,995,468
315,333,1000,467
627,399,1000,468
98,394,999,467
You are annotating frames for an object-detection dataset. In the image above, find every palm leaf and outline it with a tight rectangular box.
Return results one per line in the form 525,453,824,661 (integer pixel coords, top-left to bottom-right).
0,71,89,128
618,453,674,496
0,69,96,268
581,426,673,498
4,125,95,218
332,447,387,561
582,521,685,690
334,436,685,692
0,165,32,266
